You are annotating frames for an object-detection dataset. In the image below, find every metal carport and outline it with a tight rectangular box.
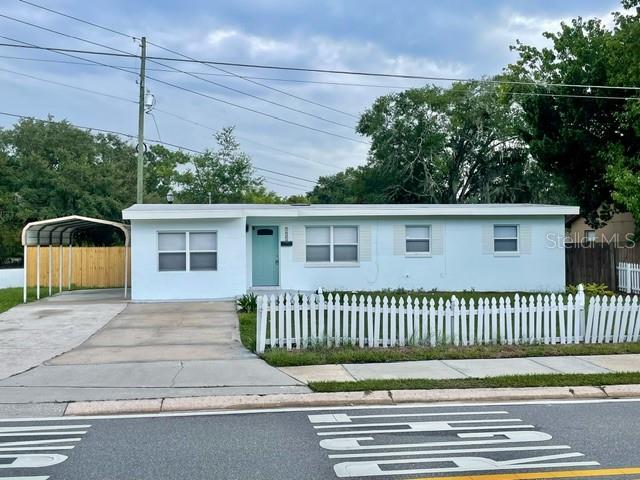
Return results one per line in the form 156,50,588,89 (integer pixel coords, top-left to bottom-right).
21,215,130,302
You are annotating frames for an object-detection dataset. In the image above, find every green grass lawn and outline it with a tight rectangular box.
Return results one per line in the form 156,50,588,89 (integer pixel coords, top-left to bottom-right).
309,372,640,392
0,287,51,314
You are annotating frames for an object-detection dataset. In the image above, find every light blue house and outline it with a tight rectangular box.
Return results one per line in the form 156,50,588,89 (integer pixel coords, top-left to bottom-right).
122,203,578,301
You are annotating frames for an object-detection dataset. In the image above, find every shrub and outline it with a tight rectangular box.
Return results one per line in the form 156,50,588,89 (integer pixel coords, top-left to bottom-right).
237,292,258,313
566,283,615,296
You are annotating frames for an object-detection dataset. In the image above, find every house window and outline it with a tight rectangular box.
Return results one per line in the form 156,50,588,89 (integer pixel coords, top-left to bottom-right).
189,232,217,271
158,231,217,271
493,225,518,253
405,225,430,254
306,226,358,263
584,230,596,242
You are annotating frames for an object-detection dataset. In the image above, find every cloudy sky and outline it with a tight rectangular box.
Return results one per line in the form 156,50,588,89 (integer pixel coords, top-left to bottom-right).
0,0,621,196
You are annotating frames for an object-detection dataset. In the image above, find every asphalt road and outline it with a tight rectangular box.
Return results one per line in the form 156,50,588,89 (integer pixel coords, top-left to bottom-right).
2,399,640,480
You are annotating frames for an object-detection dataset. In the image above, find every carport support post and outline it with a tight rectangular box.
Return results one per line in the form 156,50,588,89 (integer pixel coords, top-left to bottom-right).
22,244,27,303
48,244,52,296
124,241,129,299
36,245,40,299
68,239,73,290
58,245,63,293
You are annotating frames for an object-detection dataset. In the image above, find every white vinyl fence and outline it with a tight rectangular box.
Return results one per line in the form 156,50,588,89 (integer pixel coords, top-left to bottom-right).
617,262,640,294
255,285,640,353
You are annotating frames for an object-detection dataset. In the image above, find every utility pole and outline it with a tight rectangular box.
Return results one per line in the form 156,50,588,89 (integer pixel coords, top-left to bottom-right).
136,36,147,204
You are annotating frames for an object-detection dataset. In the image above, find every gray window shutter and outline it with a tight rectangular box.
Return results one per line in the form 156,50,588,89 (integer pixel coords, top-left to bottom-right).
393,225,405,255
519,224,531,254
481,224,493,254
292,225,305,262
431,223,444,255
359,225,372,261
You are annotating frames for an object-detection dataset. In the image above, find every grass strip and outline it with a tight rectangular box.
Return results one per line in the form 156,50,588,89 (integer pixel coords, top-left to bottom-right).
308,372,640,392
262,343,640,367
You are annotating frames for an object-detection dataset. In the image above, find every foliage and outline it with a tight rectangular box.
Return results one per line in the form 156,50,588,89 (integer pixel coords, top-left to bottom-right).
566,283,614,296
177,127,277,204
505,2,640,227
311,82,574,205
309,372,640,392
236,292,258,313
0,120,283,259
238,312,257,352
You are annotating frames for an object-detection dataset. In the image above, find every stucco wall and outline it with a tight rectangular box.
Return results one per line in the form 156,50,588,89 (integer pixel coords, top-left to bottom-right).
130,218,246,301
247,216,567,293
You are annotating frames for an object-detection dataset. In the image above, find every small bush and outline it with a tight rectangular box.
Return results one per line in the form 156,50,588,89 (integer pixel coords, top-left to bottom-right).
237,292,258,313
566,283,615,296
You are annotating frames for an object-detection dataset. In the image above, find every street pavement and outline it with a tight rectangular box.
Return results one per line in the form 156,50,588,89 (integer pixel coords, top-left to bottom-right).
1,398,640,479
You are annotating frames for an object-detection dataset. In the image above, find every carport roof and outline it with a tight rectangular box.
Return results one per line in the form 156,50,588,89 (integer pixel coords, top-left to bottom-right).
22,215,129,246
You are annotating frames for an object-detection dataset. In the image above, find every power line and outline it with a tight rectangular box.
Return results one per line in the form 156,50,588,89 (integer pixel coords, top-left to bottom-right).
18,0,359,119
0,65,136,103
0,61,340,171
0,12,358,132
0,55,419,89
0,35,368,144
0,111,319,184
4,41,640,97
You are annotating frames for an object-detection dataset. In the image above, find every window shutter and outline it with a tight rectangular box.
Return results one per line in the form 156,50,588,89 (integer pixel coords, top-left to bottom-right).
292,225,305,262
520,224,531,254
359,225,372,261
393,225,405,255
431,223,443,255
481,224,493,254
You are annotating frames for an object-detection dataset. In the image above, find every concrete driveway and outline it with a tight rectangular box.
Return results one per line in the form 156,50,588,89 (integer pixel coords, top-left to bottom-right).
0,293,306,403
0,289,126,380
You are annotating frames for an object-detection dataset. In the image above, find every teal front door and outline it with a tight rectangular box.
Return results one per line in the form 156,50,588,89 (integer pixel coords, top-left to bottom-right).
252,226,279,286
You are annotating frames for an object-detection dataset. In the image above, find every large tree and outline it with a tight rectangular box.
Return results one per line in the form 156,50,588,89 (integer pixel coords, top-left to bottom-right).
505,0,640,226
351,81,572,204
0,120,282,259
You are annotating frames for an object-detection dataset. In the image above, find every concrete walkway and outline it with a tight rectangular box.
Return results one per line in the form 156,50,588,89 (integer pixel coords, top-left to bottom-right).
0,289,126,380
280,354,640,383
0,297,306,403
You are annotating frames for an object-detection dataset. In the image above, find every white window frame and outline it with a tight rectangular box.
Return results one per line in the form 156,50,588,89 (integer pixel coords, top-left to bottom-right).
493,224,519,255
584,229,596,242
305,225,359,266
157,230,218,272
405,225,431,256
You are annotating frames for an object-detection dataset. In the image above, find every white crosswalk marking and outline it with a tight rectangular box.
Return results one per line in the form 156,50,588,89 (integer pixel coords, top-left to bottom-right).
0,420,90,479
309,408,600,478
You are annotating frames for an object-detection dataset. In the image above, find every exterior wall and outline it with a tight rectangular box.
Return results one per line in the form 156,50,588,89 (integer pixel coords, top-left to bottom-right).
130,218,246,301
0,268,23,288
567,212,635,243
247,216,567,293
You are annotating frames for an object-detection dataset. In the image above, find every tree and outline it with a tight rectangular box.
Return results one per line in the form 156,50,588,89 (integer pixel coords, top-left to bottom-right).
506,1,640,226
177,127,271,203
353,81,571,204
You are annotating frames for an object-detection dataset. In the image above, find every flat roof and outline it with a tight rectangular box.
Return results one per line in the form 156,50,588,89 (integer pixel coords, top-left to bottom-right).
122,203,579,220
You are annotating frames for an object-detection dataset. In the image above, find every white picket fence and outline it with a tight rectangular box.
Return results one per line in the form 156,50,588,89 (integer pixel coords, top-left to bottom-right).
255,285,640,352
617,262,640,294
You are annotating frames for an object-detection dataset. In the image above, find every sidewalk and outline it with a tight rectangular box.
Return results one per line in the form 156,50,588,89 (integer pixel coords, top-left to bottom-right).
278,354,640,384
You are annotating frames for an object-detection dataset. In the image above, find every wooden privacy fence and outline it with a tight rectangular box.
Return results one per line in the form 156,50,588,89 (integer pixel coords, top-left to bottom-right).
255,285,640,352
617,262,640,294
26,246,128,288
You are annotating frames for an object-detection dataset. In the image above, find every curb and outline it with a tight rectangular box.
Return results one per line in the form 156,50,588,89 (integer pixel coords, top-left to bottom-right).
63,384,640,416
